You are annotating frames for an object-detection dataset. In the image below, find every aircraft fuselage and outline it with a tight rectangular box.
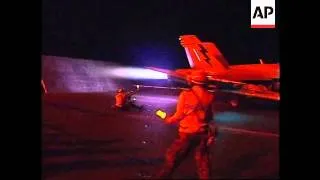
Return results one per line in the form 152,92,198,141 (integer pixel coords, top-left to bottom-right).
218,63,279,81
176,63,279,82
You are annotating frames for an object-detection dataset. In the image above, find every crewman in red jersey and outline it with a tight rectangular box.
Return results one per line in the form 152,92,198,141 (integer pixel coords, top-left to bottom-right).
157,70,217,179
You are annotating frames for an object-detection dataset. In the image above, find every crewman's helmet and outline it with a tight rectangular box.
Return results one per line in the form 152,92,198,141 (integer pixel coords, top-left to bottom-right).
117,88,125,93
187,71,208,85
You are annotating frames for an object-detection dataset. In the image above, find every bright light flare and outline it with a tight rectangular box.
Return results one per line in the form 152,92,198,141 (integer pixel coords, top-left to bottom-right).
109,67,168,79
41,79,48,93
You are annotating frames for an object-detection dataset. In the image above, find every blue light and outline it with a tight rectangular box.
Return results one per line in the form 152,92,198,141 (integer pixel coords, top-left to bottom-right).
215,112,250,122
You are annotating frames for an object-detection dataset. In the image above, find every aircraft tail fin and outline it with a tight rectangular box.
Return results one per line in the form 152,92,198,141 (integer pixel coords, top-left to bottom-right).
179,35,229,72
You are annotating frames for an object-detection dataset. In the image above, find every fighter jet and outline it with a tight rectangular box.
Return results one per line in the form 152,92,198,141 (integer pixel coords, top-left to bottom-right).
145,35,279,105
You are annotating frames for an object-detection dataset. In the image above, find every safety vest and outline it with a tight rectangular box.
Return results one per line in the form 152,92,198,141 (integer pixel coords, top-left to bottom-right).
178,86,214,133
115,92,127,107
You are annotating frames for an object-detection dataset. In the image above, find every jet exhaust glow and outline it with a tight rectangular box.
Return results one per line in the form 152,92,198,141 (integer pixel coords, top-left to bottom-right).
42,55,169,93
108,67,168,79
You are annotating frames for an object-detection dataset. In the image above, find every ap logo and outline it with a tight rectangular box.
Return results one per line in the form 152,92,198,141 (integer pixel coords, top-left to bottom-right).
251,0,276,28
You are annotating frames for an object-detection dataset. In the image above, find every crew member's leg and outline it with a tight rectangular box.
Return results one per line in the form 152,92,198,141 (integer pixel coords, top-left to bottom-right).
195,134,211,179
157,133,192,178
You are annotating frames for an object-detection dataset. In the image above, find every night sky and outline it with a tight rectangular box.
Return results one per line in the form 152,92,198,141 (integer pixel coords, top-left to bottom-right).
42,0,279,69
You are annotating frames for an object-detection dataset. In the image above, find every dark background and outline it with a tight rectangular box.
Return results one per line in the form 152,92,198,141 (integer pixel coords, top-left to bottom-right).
42,0,279,69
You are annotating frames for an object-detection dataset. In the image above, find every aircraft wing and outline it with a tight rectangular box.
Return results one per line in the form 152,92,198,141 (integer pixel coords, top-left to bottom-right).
145,67,279,101
207,76,245,85
206,77,279,101
221,89,280,101
134,84,279,101
134,85,189,91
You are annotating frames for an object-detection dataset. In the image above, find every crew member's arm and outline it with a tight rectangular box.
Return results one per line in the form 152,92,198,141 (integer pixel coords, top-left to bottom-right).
207,93,215,124
164,91,185,124
126,91,133,96
207,100,218,137
207,103,214,124
126,87,139,96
